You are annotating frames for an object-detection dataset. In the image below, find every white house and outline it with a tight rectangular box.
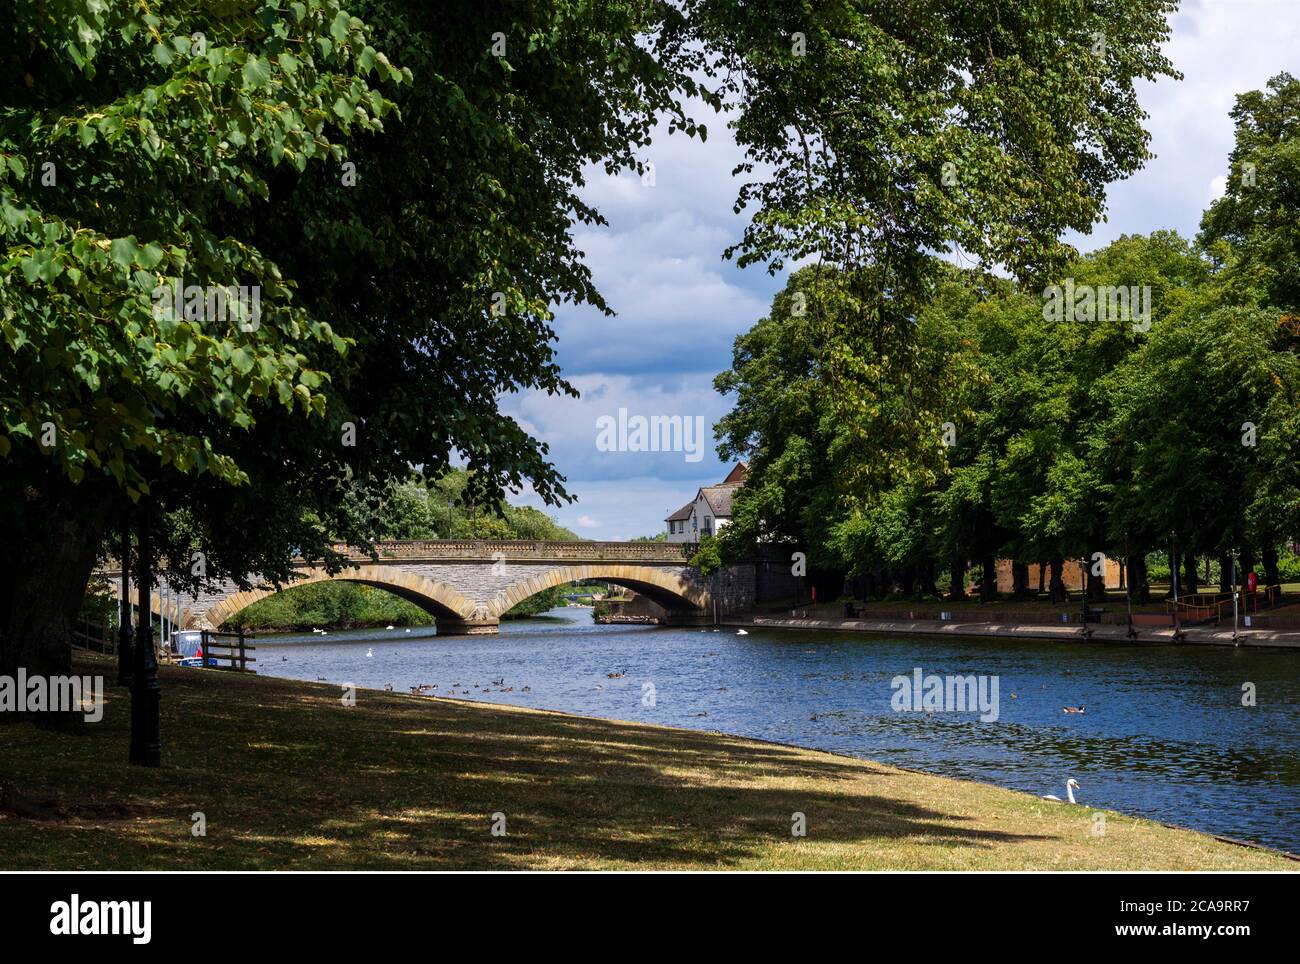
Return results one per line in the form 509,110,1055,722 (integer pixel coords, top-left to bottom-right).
665,463,747,544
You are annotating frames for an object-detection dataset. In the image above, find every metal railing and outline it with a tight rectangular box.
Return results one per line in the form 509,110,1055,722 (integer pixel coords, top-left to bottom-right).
1164,585,1283,624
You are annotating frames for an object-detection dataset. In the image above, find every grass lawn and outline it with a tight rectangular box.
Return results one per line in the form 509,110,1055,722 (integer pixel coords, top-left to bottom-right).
0,656,1293,870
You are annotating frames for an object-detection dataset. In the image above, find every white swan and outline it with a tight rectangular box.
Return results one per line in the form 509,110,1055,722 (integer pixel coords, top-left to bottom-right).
1042,778,1081,804
366,648,374,658
736,629,749,635
385,625,395,630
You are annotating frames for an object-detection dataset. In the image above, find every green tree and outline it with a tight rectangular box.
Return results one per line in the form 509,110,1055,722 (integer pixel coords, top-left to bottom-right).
1,0,402,684
1200,72,1300,311
1,0,705,684
686,0,1178,501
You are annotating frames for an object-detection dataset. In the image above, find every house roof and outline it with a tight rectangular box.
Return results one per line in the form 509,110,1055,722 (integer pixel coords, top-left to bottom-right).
664,463,747,525
698,483,741,518
721,462,748,484
665,501,695,523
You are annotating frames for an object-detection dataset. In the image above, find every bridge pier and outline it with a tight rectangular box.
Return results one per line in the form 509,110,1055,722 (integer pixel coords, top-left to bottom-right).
437,617,500,636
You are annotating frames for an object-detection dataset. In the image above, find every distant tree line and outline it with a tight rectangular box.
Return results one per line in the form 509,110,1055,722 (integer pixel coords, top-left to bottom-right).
715,75,1300,604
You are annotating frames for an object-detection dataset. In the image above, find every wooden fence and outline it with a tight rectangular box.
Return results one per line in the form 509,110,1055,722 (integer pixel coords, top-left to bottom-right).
71,618,115,654
200,629,255,672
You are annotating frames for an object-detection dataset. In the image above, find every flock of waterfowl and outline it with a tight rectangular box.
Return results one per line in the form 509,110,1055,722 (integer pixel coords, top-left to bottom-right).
397,678,532,697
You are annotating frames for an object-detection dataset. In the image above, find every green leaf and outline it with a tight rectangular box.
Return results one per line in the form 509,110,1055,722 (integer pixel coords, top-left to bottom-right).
1,200,29,230
231,348,255,375
330,11,350,43
110,236,141,267
138,242,165,269
241,56,272,90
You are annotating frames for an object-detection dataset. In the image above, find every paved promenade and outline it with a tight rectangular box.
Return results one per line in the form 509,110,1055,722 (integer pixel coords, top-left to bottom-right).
730,615,1300,649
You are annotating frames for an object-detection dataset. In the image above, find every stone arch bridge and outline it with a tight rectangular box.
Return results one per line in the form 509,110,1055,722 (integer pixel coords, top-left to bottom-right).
105,541,756,635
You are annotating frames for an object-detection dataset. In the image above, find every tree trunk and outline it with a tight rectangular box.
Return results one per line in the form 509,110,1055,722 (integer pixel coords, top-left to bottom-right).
1,481,114,730
1126,552,1149,604
1183,552,1199,596
1086,551,1107,602
1263,545,1279,587
899,564,916,598
1012,561,1030,599
1037,562,1046,595
1049,557,1067,603
918,558,938,598
949,554,967,601
1218,553,1232,594
979,554,997,602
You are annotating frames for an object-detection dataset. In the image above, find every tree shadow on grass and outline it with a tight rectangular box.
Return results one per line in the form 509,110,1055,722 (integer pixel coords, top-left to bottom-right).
0,662,1056,869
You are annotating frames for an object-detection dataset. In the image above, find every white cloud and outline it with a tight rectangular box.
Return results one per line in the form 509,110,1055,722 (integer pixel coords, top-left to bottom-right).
1068,0,1300,248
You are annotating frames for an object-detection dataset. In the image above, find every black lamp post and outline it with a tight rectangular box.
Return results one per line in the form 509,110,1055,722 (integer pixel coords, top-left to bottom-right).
129,505,162,766
117,524,134,687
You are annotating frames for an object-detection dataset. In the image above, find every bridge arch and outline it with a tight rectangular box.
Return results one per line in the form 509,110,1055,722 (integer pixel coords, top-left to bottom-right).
485,564,710,619
201,565,477,630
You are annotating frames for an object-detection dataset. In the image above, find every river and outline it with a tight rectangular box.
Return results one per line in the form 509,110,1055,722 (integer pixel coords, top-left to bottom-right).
255,606,1300,854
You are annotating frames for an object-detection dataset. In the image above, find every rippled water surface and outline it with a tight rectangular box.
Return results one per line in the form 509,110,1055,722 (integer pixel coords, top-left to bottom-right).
256,607,1300,853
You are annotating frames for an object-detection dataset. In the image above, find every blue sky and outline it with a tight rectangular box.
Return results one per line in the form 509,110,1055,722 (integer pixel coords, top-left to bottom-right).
503,0,1300,540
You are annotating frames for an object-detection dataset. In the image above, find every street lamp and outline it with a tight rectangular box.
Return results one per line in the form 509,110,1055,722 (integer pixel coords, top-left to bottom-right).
1079,558,1088,629
1170,531,1184,641
129,505,161,767
1231,547,1241,646
1125,533,1137,640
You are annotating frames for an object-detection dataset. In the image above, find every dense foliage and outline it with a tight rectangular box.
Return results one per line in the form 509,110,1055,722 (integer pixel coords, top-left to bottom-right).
715,75,1300,602
1,0,704,681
